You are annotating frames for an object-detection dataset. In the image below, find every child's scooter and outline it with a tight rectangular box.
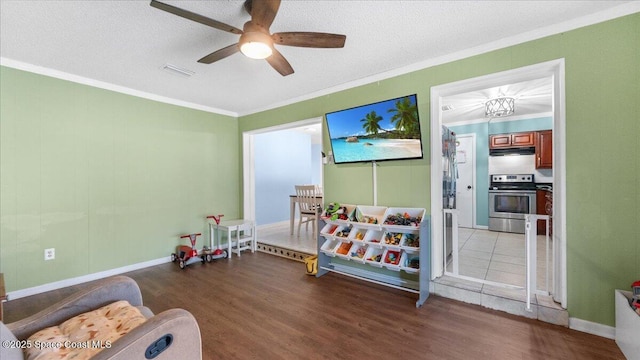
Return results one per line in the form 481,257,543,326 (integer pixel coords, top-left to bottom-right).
202,214,228,261
171,233,205,269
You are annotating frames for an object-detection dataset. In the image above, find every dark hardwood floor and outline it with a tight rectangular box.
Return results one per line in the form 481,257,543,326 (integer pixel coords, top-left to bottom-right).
4,252,624,359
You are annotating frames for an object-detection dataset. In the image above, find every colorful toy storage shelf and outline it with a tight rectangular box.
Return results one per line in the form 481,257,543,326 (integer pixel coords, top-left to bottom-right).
316,205,430,308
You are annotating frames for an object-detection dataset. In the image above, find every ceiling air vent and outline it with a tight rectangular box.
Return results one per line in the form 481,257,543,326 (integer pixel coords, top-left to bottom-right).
162,63,195,78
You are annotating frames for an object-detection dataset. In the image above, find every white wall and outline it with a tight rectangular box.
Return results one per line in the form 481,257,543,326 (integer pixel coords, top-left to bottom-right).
254,130,318,225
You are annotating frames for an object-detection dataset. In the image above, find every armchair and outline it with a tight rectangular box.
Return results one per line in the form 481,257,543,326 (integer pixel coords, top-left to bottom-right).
0,276,202,360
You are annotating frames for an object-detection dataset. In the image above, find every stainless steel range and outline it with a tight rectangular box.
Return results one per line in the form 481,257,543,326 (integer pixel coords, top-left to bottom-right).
488,174,536,234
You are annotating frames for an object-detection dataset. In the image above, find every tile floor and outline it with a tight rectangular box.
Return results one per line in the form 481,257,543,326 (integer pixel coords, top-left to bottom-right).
436,227,566,325
256,221,317,255
448,227,552,292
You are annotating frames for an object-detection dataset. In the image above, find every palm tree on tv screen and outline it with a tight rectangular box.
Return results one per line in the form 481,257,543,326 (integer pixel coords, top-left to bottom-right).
388,97,420,138
360,111,383,135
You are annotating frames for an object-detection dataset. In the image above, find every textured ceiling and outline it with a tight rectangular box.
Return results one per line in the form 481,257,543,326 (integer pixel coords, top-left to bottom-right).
1,1,638,117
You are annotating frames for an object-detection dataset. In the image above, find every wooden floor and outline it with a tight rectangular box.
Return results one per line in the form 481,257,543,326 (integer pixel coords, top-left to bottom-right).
4,252,624,360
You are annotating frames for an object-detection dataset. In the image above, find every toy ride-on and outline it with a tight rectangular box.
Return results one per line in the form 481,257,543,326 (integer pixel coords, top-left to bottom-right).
171,233,206,269
202,214,228,261
630,280,640,314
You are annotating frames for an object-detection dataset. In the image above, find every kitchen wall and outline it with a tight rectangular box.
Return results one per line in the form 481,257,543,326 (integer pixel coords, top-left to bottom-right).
448,116,552,226
489,155,553,183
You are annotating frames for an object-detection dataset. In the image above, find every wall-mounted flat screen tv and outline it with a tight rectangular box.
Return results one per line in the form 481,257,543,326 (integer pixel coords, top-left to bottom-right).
325,94,423,164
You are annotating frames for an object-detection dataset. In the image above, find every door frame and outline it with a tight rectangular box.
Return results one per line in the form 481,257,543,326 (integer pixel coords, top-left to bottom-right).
429,59,567,308
455,133,477,229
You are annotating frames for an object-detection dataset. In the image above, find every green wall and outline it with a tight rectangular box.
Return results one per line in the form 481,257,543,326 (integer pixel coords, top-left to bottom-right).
238,13,640,326
0,67,240,292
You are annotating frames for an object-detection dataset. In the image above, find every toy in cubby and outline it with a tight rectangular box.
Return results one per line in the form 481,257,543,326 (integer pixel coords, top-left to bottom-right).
363,229,383,246
335,242,352,256
403,233,420,248
384,232,402,246
384,250,401,266
364,247,384,266
397,252,419,274
322,202,352,221
335,227,351,238
322,224,339,235
351,229,366,241
384,212,422,227
350,244,367,260
354,205,386,226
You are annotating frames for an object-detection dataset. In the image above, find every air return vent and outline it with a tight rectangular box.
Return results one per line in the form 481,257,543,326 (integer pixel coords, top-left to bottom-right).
162,63,195,77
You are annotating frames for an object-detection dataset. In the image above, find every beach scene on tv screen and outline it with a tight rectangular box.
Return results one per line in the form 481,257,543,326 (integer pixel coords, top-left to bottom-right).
326,95,423,163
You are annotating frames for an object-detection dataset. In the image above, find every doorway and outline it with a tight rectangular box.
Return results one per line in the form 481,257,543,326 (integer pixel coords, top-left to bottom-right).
242,117,323,257
430,59,566,308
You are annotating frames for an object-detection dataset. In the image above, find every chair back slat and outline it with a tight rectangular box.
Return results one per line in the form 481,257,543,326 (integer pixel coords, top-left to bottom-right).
295,185,318,213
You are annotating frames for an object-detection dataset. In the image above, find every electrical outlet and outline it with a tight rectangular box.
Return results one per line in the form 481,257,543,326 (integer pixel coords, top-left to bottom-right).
44,248,55,261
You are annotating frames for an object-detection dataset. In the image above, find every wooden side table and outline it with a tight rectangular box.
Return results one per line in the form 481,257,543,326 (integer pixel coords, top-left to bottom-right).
0,273,7,322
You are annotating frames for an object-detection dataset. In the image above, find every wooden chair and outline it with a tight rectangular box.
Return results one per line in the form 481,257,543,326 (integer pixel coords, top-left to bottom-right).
295,185,320,237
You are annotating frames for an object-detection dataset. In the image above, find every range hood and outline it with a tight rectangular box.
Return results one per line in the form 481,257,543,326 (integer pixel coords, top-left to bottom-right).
489,146,535,156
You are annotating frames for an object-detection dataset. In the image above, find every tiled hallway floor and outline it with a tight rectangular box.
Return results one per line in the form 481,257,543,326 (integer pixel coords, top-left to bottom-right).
436,227,565,325
257,221,317,255
448,228,552,290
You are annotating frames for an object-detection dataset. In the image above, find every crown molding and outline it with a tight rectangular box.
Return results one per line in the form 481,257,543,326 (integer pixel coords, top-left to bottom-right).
0,57,239,118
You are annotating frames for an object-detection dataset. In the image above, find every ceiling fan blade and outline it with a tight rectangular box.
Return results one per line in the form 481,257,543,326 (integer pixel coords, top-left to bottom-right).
266,48,294,76
197,44,240,64
249,0,281,30
272,32,346,48
150,0,243,35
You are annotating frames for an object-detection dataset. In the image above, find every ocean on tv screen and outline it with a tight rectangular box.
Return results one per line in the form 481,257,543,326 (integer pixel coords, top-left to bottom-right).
331,138,422,163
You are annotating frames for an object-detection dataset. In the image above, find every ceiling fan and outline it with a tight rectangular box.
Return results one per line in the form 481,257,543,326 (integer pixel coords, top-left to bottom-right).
150,0,346,76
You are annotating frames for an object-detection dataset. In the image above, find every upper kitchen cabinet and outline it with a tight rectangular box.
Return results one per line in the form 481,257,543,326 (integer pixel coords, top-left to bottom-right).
535,130,553,169
489,132,535,149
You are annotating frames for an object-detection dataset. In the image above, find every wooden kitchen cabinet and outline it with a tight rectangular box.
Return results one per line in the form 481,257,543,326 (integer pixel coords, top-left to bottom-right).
512,132,535,146
490,134,512,148
536,130,553,169
490,132,535,149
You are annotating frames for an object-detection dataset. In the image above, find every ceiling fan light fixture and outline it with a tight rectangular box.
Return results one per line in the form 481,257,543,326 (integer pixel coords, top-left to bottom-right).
485,97,515,118
239,31,273,59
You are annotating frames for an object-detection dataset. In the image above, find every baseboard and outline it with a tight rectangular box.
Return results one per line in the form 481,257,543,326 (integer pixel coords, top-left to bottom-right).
474,225,489,230
7,257,172,300
569,317,615,339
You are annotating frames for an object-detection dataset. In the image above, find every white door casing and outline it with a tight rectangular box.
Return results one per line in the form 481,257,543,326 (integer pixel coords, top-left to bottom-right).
430,59,566,308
